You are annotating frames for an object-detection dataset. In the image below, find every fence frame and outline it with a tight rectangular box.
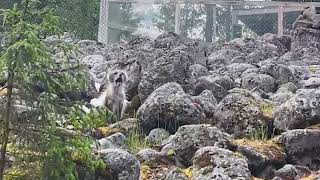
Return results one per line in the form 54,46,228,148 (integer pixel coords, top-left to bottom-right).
98,0,320,44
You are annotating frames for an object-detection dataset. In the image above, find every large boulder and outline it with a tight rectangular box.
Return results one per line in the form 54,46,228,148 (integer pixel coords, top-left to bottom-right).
243,40,283,64
97,133,126,150
259,62,296,86
192,146,251,180
207,49,243,70
193,75,235,102
137,83,205,134
231,139,286,179
277,129,320,170
138,48,193,103
258,33,290,53
145,128,170,145
299,77,320,89
163,168,189,180
292,28,320,53
279,47,320,65
190,90,217,118
136,148,175,166
218,63,257,80
168,124,232,166
241,72,276,93
292,7,320,51
99,148,140,180
213,88,273,138
273,89,320,131
273,164,311,180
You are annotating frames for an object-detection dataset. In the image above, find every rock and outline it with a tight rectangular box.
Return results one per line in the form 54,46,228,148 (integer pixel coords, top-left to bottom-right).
108,118,139,135
140,164,179,180
81,54,105,71
194,75,235,102
259,33,290,52
124,62,143,101
241,73,276,93
292,7,320,51
289,65,310,81
299,77,320,89
214,88,273,138
187,64,210,94
270,92,294,106
97,133,126,150
137,83,205,134
161,135,175,147
145,128,170,145
153,32,182,50
99,148,140,180
207,49,243,70
189,64,210,79
282,47,320,65
136,148,174,166
192,146,251,180
259,63,296,86
163,167,188,180
270,83,297,105
274,89,320,131
231,139,286,179
276,82,297,93
169,124,232,166
190,90,217,118
274,164,311,180
218,63,257,80
138,48,193,103
277,129,320,170
244,41,281,64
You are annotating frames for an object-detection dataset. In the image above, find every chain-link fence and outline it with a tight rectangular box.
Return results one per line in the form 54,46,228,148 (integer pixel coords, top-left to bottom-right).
98,1,320,44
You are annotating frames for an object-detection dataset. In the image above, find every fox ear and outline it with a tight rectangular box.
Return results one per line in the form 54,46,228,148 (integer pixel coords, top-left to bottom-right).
107,70,115,82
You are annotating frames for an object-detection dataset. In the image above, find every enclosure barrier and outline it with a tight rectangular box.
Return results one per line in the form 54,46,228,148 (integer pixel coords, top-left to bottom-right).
98,0,320,44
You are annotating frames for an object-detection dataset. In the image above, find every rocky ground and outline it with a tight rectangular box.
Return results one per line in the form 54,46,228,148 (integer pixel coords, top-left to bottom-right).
3,6,320,180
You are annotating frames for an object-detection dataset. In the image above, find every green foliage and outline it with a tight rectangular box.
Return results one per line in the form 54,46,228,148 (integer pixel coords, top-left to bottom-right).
69,106,106,130
44,137,105,180
250,125,275,142
0,1,105,179
125,128,151,154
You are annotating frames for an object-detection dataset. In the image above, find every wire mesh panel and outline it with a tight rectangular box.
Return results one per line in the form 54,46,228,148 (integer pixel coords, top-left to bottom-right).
98,0,320,44
283,7,301,35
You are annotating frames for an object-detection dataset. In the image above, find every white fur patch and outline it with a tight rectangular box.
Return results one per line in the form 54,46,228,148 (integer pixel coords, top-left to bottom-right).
90,98,104,107
81,105,91,113
95,83,101,92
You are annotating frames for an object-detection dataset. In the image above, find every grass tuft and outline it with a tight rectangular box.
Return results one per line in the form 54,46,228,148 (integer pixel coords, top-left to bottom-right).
125,128,151,154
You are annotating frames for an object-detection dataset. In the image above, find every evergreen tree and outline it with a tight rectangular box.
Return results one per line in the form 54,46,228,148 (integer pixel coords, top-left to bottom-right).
0,1,105,179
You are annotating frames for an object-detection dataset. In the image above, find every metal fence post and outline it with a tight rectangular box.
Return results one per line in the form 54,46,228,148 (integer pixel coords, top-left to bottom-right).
175,3,181,34
277,5,284,37
98,0,109,44
213,4,217,39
